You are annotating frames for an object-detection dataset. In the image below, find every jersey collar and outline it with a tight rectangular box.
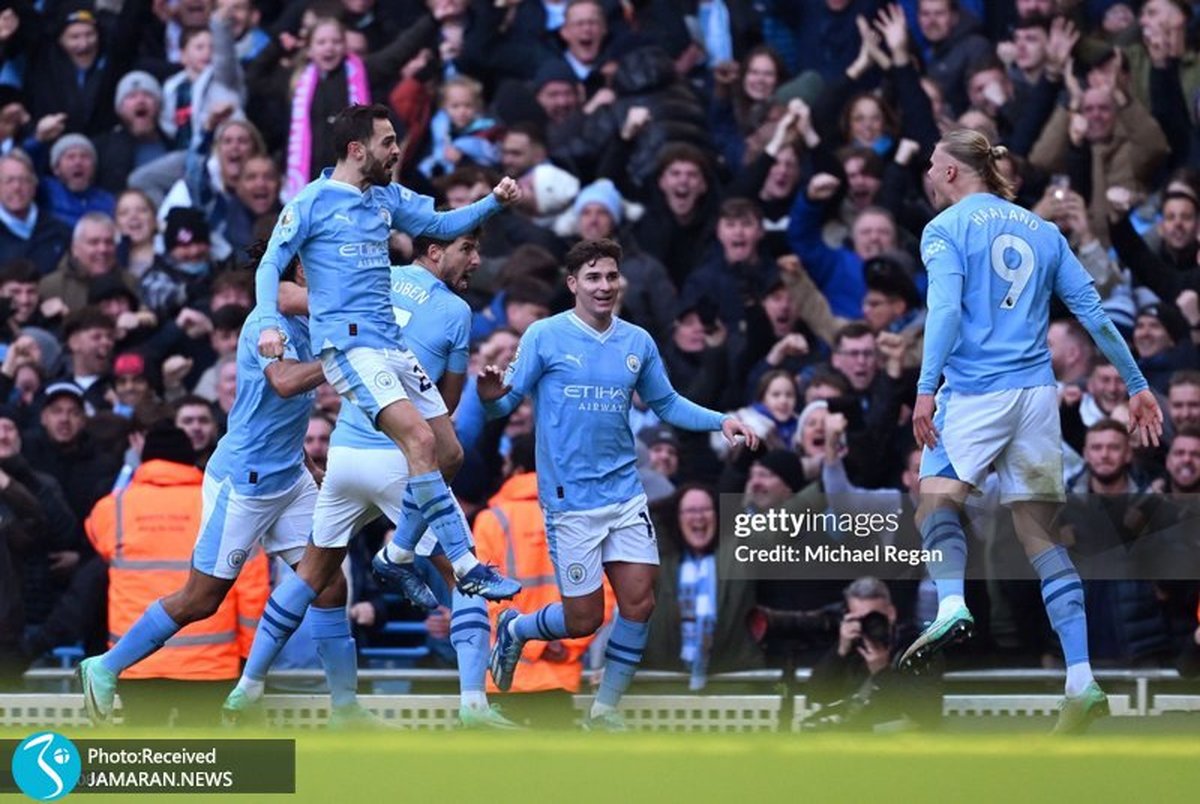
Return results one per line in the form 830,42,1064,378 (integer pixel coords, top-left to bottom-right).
320,168,366,195
567,311,616,343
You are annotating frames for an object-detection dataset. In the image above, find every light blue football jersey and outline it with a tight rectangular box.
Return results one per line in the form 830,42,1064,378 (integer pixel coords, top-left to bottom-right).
254,169,498,354
205,306,315,496
484,312,726,513
331,263,471,450
918,193,1147,396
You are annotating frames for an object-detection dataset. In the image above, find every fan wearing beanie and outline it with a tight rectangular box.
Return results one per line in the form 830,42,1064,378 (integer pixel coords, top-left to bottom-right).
43,133,114,228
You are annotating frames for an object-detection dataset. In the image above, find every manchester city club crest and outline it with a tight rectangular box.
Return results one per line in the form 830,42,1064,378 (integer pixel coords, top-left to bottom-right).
374,371,397,390
625,354,641,373
567,563,586,584
379,207,392,226
227,549,248,570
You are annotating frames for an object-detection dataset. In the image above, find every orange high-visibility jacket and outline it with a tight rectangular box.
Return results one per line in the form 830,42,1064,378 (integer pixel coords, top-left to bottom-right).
85,460,268,681
473,472,614,693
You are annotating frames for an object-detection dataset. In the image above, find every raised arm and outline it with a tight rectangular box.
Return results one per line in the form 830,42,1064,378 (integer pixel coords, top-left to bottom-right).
254,204,309,357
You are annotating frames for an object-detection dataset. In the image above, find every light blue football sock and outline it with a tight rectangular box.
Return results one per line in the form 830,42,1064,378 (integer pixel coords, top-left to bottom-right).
450,590,490,696
394,472,472,562
921,507,968,605
595,615,649,709
242,574,317,683
511,602,568,642
311,606,358,709
1032,545,1089,667
101,600,180,674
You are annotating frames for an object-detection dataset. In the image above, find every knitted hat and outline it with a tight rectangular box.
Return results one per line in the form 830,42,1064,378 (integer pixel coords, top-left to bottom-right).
141,421,197,466
114,70,163,115
49,133,96,168
1136,303,1190,346
573,178,623,225
753,449,805,493
164,207,211,250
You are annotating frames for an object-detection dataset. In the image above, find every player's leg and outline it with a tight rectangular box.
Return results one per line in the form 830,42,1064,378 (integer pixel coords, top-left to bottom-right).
895,475,975,672
426,548,519,729
79,474,249,723
585,497,660,729
228,465,360,720
1001,386,1104,732
376,407,519,601
898,389,1015,671
80,570,235,724
585,560,656,730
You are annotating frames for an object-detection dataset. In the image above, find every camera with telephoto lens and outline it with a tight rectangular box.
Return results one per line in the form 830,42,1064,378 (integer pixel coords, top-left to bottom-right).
850,610,892,650
746,605,842,645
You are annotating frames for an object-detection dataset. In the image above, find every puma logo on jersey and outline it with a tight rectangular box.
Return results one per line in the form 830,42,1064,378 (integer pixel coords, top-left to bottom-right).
563,353,583,367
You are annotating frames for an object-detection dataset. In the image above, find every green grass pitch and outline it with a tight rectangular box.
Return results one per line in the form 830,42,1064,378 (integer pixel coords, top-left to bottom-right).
5,723,1199,804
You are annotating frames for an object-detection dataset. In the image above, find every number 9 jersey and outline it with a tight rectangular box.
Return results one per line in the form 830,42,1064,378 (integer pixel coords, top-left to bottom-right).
916,194,1103,396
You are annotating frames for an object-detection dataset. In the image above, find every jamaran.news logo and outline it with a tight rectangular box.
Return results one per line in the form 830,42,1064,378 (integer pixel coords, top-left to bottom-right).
9,731,81,801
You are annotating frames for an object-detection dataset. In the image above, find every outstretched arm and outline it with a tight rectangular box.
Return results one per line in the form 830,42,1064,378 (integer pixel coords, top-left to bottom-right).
636,340,759,448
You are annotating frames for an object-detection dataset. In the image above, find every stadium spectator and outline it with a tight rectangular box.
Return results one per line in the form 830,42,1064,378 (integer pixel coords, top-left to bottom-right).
788,173,898,319
643,484,764,683
40,133,115,228
0,152,71,276
39,212,137,314
113,190,161,279
1167,371,1200,430
95,72,169,197
173,395,219,467
1048,319,1096,387
1064,420,1172,665
24,381,122,524
1132,304,1196,394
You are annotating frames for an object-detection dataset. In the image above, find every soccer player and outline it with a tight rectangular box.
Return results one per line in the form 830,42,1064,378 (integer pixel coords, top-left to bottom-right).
479,238,760,731
268,231,517,729
228,104,520,719
897,129,1163,734
77,256,362,723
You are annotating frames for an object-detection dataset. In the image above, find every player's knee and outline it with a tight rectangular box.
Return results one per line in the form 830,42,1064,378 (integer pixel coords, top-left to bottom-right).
564,606,604,638
400,422,437,466
315,572,348,607
438,439,464,479
623,589,655,622
178,590,222,622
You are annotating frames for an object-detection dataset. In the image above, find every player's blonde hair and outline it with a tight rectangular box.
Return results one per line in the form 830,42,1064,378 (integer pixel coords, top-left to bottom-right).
939,129,1016,202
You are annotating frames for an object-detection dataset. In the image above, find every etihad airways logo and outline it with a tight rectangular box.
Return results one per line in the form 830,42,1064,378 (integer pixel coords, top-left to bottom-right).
563,384,628,412
563,385,627,399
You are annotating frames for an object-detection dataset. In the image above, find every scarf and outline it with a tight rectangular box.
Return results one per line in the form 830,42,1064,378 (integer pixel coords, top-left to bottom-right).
679,553,717,690
0,203,37,240
752,401,798,446
284,54,370,201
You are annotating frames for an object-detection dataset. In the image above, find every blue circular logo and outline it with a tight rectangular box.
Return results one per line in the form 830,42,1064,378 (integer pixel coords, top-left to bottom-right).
11,732,81,801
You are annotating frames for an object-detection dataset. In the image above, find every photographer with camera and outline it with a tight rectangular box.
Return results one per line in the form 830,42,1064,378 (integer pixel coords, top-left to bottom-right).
805,577,940,731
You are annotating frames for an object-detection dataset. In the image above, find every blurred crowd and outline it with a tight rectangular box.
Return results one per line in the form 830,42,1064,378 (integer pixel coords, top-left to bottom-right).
0,0,1199,699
